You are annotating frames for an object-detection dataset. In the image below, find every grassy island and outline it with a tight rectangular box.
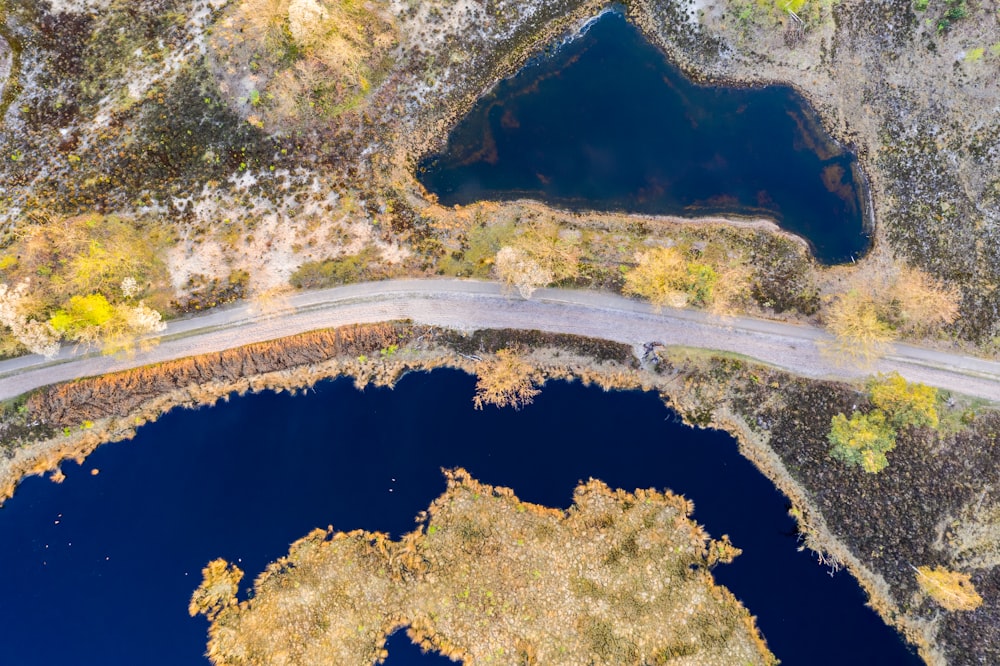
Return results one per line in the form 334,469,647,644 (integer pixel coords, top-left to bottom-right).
191,468,774,665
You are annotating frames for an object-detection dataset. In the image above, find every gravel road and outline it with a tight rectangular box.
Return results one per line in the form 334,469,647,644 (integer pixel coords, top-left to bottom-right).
1,279,998,402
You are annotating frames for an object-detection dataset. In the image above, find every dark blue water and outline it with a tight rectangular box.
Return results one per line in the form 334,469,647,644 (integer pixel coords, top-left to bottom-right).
419,12,869,265
384,630,456,665
0,370,918,664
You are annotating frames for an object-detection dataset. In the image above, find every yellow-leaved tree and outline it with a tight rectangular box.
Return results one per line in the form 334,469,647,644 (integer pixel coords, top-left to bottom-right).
827,373,939,474
622,242,750,313
913,565,983,611
823,259,959,365
828,410,897,473
868,372,939,430
0,214,171,357
822,289,897,365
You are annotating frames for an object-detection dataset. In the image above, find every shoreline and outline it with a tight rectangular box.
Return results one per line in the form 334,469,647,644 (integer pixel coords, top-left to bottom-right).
0,323,939,662
401,5,872,266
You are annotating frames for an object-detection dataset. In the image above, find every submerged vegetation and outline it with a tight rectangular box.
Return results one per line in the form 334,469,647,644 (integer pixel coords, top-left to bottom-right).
192,468,774,666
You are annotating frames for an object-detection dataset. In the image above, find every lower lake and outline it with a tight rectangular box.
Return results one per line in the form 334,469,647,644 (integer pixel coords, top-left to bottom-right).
0,370,919,664
419,12,869,265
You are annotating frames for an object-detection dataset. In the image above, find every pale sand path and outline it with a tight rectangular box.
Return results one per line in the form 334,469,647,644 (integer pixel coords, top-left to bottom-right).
1,278,999,402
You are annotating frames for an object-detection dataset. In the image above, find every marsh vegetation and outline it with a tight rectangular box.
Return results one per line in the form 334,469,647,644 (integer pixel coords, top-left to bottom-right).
192,469,774,666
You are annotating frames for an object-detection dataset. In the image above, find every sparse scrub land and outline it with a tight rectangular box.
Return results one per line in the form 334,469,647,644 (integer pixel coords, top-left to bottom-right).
208,0,398,129
192,468,775,665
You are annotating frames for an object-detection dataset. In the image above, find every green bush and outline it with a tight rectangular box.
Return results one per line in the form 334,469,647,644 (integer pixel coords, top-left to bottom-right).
828,410,897,474
828,373,940,473
290,247,384,289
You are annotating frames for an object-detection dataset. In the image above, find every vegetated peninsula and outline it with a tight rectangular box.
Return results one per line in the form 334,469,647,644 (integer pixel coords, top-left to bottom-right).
191,468,774,666
1,0,1000,663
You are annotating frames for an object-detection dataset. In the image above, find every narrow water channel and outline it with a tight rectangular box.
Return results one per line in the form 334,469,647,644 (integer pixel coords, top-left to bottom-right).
0,370,918,664
419,12,869,264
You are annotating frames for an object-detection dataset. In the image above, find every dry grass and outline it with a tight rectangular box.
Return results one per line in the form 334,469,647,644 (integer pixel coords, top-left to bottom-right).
913,565,983,612
193,469,775,665
472,348,541,410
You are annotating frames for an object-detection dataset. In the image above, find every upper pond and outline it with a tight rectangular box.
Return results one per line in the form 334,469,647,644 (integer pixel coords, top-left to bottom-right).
0,370,919,664
419,12,869,265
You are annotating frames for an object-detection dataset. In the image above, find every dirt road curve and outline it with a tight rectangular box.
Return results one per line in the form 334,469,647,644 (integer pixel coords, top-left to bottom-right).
1,279,999,402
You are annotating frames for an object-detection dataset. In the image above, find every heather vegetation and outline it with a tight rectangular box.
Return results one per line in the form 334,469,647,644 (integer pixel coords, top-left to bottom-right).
0,214,172,357
192,469,774,666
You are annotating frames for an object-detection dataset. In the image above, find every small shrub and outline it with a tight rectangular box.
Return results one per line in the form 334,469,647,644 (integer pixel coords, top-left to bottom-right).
964,47,985,62
473,349,540,410
290,246,383,289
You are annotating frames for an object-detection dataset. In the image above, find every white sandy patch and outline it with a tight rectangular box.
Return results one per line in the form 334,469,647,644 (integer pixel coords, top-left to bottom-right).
685,0,719,26
0,38,10,83
43,0,112,14
164,169,410,298
167,238,229,292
